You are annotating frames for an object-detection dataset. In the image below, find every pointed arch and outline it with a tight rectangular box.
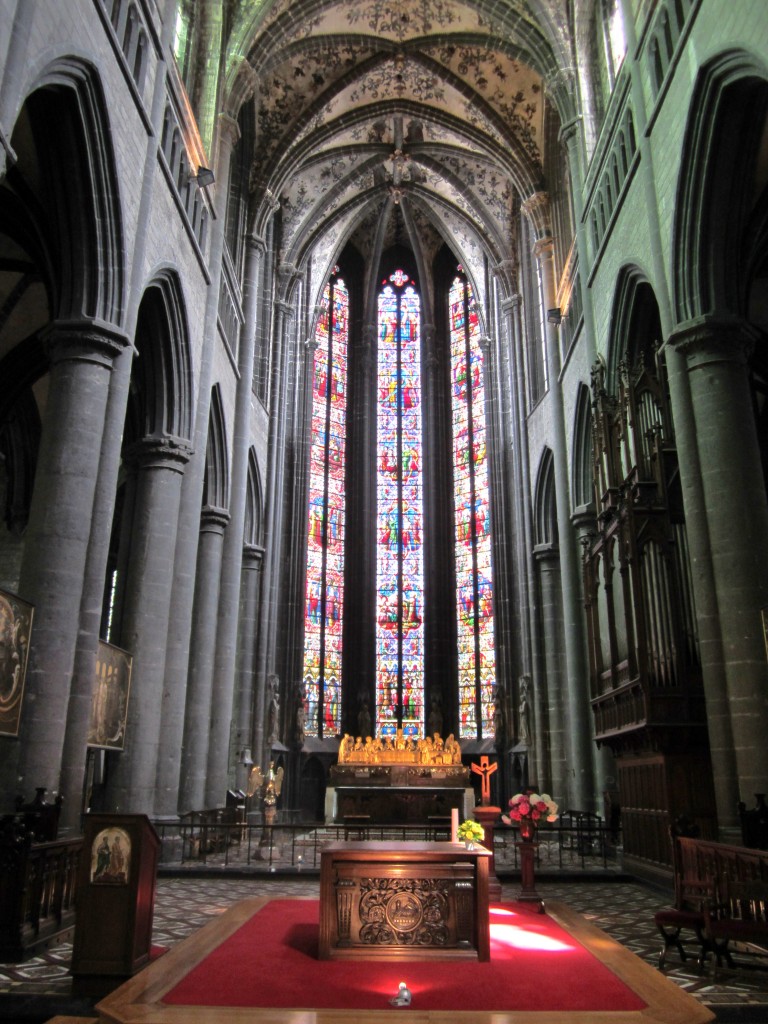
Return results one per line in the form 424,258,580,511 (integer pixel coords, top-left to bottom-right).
605,267,663,390
571,383,594,512
245,447,265,548
127,271,193,446
19,57,126,325
672,50,768,321
203,385,230,511
533,447,558,549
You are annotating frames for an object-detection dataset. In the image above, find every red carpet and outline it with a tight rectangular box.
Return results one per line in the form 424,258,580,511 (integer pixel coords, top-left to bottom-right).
163,899,647,1012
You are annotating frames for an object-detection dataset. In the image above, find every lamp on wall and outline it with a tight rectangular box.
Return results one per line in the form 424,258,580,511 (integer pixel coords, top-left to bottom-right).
191,166,215,187
546,308,562,325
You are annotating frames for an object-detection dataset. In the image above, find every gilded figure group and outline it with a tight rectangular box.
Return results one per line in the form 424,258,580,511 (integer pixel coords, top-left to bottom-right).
338,729,462,766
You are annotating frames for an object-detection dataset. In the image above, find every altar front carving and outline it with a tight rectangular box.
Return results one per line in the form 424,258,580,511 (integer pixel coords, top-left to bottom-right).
319,841,491,961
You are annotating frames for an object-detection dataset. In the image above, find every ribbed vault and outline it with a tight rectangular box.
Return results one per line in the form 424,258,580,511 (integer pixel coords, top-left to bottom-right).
224,0,571,304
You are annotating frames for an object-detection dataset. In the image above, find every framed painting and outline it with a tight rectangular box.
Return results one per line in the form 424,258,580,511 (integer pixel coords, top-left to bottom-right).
88,640,132,750
89,825,131,885
0,587,34,737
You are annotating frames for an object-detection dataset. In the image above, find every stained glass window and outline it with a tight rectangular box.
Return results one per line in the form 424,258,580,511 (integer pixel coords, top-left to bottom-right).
375,271,425,739
302,270,348,737
450,272,496,738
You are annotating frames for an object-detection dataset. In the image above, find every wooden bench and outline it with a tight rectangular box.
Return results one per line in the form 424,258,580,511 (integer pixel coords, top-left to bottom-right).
653,830,715,968
654,833,768,973
702,877,768,973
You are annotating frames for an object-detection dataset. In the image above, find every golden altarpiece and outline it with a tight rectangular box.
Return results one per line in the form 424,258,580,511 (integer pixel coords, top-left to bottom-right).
583,352,716,875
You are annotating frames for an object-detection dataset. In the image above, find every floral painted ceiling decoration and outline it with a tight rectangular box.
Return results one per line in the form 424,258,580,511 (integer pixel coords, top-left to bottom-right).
229,0,571,306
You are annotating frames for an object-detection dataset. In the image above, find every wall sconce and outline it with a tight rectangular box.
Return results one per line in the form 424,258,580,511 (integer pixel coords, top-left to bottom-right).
191,166,215,188
546,308,562,326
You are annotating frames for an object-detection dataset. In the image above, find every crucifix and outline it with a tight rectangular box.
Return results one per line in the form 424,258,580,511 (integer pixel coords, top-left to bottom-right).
471,755,498,806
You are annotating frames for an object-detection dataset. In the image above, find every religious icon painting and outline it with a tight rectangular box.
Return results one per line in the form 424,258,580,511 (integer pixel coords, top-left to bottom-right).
90,826,131,885
0,587,34,737
88,640,133,750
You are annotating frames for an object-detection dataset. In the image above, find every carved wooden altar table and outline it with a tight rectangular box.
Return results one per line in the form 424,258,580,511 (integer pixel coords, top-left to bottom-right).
318,840,491,961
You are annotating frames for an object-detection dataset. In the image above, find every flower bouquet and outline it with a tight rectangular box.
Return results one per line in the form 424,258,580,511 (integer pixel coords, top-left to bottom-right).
502,790,558,840
456,818,485,848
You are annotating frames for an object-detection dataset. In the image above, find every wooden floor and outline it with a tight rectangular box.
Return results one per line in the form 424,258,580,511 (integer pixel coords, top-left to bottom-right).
78,895,715,1024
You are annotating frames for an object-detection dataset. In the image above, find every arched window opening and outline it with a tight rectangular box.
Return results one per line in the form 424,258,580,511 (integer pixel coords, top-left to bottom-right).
302,269,348,738
602,0,627,91
375,269,425,739
450,271,496,739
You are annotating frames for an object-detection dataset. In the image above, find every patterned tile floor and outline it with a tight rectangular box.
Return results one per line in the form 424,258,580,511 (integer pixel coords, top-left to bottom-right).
1,873,767,1021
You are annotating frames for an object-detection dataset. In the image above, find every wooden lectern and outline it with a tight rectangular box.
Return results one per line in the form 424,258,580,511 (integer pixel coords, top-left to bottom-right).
71,813,160,988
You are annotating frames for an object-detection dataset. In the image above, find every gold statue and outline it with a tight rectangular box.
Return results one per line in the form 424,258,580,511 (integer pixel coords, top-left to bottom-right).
337,731,462,766
247,760,284,825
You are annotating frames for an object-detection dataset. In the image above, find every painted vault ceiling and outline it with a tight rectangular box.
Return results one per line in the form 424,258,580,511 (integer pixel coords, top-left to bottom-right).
228,0,573,297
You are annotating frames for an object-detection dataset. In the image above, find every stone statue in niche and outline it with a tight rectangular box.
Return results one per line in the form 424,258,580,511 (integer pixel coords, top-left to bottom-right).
518,675,531,745
427,696,443,736
357,698,372,739
492,683,507,748
266,674,280,747
294,682,306,745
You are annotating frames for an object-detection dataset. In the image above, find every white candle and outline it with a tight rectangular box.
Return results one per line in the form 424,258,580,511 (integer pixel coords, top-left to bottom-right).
451,808,459,843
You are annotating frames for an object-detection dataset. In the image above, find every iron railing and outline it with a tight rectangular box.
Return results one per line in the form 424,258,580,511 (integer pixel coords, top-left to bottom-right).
151,817,622,874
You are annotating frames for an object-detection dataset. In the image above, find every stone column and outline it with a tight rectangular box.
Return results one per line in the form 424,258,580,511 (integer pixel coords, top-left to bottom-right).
527,215,593,809
503,294,546,787
668,316,768,806
58,2,176,832
205,236,266,806
253,296,294,768
559,118,596,367
179,505,230,811
479,332,512,721
105,436,191,813
154,112,240,815
232,543,264,791
16,320,129,800
535,547,567,803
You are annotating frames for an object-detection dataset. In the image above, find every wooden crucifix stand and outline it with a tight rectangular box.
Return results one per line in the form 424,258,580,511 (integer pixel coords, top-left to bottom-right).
470,756,502,901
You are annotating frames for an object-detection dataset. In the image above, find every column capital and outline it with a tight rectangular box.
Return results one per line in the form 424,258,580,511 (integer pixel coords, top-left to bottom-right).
571,504,597,534
246,234,268,259
200,505,231,532
42,318,131,368
275,298,295,321
533,542,560,564
243,543,265,569
123,435,193,472
532,235,555,262
666,314,759,368
521,191,551,240
217,112,241,150
501,294,522,314
0,123,16,174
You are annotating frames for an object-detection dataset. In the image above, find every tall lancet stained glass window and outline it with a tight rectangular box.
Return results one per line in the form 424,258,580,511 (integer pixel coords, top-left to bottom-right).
302,271,347,737
450,272,496,738
376,270,425,739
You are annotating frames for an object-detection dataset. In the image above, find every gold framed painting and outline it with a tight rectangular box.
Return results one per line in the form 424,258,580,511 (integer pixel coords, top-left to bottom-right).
88,640,132,750
0,587,34,737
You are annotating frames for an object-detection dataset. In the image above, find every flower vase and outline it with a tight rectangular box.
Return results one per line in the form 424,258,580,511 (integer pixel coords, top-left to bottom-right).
519,819,536,842
464,840,475,850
